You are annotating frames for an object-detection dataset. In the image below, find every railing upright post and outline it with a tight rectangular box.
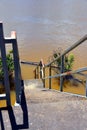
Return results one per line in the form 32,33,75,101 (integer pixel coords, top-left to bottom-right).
34,69,37,79
60,55,64,91
49,65,52,89
40,65,42,79
86,78,87,97
12,31,22,104
39,59,44,79
0,22,11,106
43,67,45,88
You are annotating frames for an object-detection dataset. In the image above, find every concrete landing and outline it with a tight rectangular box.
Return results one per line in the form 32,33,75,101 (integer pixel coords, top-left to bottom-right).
0,86,87,130
26,87,87,130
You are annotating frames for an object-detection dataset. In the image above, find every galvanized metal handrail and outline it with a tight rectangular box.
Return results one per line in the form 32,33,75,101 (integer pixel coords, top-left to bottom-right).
42,66,87,96
45,34,87,67
42,67,87,79
42,35,87,96
21,61,40,66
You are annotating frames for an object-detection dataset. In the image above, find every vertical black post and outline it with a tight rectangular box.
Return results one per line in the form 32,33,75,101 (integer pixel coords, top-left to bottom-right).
60,55,64,92
0,22,11,106
49,65,52,89
40,62,42,79
34,69,37,79
11,31,22,104
43,67,45,88
39,59,44,79
86,78,87,97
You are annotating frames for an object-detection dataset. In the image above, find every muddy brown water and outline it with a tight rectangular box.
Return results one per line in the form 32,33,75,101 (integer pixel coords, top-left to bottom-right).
0,0,87,106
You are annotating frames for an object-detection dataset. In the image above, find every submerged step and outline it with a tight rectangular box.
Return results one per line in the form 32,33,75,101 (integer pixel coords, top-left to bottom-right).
24,79,43,89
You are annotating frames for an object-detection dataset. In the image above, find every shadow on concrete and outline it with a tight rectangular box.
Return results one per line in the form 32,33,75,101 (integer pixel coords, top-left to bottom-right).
0,90,29,130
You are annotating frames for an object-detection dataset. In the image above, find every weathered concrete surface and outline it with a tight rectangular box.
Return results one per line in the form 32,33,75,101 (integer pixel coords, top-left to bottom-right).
0,86,87,130
29,100,87,130
26,88,87,130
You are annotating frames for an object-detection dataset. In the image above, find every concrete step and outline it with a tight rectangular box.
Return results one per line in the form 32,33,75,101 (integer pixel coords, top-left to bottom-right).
24,79,43,89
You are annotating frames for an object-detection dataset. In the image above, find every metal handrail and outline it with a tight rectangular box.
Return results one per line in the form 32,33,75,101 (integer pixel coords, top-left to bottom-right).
41,34,87,95
42,67,87,80
45,34,87,67
21,61,40,66
21,35,87,96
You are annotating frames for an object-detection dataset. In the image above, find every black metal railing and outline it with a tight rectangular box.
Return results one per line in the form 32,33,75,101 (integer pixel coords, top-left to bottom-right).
0,22,23,106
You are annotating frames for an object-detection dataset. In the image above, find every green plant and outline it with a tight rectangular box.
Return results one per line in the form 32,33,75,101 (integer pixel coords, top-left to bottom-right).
0,50,14,79
48,48,74,73
64,54,74,71
48,48,85,86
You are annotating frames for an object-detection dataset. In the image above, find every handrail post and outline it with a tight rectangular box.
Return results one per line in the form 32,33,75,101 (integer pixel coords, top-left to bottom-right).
35,69,37,79
49,65,52,89
39,59,46,88
0,22,11,106
12,31,22,104
86,78,87,97
39,59,44,79
34,69,37,79
60,55,64,91
43,67,45,88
